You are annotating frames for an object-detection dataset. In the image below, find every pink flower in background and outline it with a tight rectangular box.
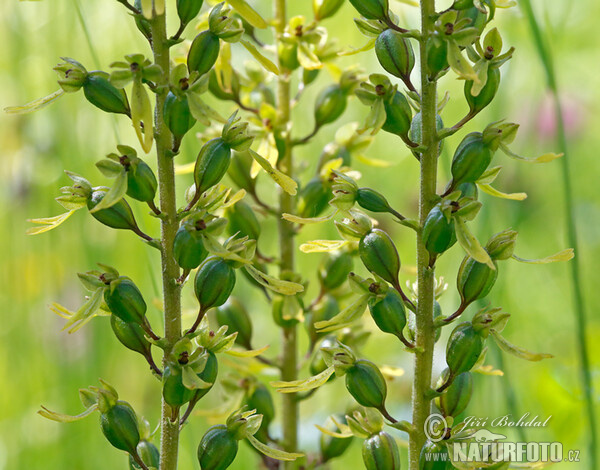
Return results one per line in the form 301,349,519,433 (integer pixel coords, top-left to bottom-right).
535,93,584,139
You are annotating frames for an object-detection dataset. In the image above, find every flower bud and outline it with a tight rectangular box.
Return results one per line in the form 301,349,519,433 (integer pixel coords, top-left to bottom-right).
419,440,450,470
100,402,140,454
457,256,498,306
177,0,204,25
356,188,395,215
422,204,457,255
349,0,389,20
110,314,151,357
336,210,373,240
319,252,353,292
188,31,220,76
164,91,196,147
246,383,275,440
191,351,219,403
310,336,338,377
359,229,400,286
450,132,494,187
426,38,449,78
194,138,232,195
208,3,244,42
314,0,345,21
216,298,252,349
197,425,238,470
133,0,152,39
228,151,256,193
436,370,472,418
485,229,517,261
195,257,236,312
306,296,339,344
163,361,196,407
457,182,478,199
362,431,401,470
54,58,87,93
129,440,160,470
298,177,332,218
104,276,147,325
272,294,303,328
315,85,348,128
375,29,415,82
446,322,484,376
278,41,300,72
209,69,239,101
226,201,260,240
409,112,444,147
83,72,130,116
465,67,500,116
345,359,387,409
456,5,487,35
320,414,354,462
87,189,140,232
222,115,254,151
368,288,407,340
125,158,157,203
174,222,209,270
382,90,412,138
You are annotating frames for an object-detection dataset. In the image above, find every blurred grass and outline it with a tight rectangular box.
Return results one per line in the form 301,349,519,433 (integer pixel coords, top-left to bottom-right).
0,0,598,469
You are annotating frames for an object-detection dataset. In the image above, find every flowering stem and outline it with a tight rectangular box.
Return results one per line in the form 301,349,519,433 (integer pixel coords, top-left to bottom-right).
275,0,299,467
409,0,438,468
149,10,183,470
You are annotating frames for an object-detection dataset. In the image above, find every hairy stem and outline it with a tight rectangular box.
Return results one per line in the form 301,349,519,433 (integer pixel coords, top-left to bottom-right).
149,11,182,470
409,0,438,468
275,0,298,466
520,1,597,467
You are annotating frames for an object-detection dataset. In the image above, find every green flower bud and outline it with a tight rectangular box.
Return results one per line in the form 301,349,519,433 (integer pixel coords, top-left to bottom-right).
54,58,87,93
452,0,474,9
197,425,238,470
457,182,478,199
221,113,254,151
227,201,260,240
272,294,302,328
457,255,498,306
450,132,494,187
336,210,373,239
177,0,204,25
362,431,401,470
104,276,147,325
485,229,518,261
426,38,449,78
382,90,412,138
368,288,407,340
419,440,451,470
375,29,415,82
446,322,484,376
278,42,300,72
125,158,157,203
133,0,152,39
465,67,500,116
194,257,236,312
456,5,487,35
314,0,345,21
319,252,353,291
208,3,244,42
409,112,444,147
130,440,160,470
434,301,442,343
422,204,457,255
320,414,354,462
188,31,221,76
191,351,219,403
110,314,151,357
83,71,130,116
298,177,332,218
173,222,209,270
194,138,232,195
359,229,400,286
164,91,196,146
246,383,275,439
163,361,196,407
436,370,472,418
87,189,140,232
349,0,389,20
227,151,256,193
100,402,140,454
356,188,396,215
345,359,387,409
216,298,252,349
315,85,348,127
209,69,239,101
306,296,339,345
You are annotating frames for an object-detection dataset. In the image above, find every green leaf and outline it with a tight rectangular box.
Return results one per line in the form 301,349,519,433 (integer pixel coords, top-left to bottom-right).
77,273,106,291
55,195,88,211
246,434,304,461
490,329,553,362
475,166,502,185
244,265,304,295
478,183,527,201
131,80,154,153
447,40,478,81
62,287,106,333
315,294,369,332
89,171,128,213
271,366,335,393
248,150,298,195
499,143,563,163
512,249,574,264
4,89,64,114
38,404,98,423
26,210,77,235
241,40,279,75
96,159,124,178
227,0,268,28
469,59,489,97
454,217,495,269
188,93,226,126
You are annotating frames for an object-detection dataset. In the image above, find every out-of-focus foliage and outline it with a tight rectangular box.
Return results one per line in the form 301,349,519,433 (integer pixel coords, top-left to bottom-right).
0,0,598,468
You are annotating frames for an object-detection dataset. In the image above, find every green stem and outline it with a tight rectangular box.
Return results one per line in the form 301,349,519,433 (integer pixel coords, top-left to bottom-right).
275,0,298,467
520,2,597,468
149,10,182,470
409,0,438,468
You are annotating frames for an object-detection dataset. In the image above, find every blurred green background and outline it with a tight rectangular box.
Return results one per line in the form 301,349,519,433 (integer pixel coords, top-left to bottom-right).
0,0,598,468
